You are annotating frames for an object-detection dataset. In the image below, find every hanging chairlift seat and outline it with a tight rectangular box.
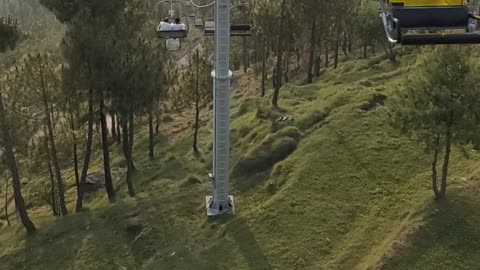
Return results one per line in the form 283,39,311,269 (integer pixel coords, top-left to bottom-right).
156,22,188,39
203,22,252,37
204,20,215,36
230,24,252,36
380,0,480,45
195,18,204,28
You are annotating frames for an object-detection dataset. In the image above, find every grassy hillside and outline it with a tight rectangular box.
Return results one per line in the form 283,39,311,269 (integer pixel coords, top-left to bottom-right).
1,51,480,270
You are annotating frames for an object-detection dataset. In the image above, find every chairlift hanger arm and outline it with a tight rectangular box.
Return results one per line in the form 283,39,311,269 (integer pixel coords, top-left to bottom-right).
189,0,216,8
189,0,250,9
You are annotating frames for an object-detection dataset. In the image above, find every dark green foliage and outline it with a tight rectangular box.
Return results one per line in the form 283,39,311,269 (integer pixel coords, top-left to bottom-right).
353,1,384,48
40,0,124,23
388,46,480,150
387,46,480,199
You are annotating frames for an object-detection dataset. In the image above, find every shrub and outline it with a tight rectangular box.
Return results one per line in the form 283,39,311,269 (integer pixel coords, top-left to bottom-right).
296,110,328,131
232,130,299,176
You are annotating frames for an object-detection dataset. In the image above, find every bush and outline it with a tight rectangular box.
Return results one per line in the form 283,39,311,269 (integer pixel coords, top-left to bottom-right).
180,175,202,187
296,110,328,131
163,114,174,122
272,126,303,141
232,131,299,176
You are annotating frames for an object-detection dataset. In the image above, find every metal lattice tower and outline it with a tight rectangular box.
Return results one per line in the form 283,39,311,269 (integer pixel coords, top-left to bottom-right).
206,0,234,216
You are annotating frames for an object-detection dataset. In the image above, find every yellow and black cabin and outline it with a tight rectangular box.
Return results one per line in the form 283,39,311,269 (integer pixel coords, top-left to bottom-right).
379,0,480,45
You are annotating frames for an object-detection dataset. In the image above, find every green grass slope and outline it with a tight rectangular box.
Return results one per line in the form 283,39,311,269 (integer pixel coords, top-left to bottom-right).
1,53,480,270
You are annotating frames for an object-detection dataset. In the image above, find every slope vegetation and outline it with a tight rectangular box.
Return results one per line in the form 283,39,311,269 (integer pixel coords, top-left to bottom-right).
1,52,480,270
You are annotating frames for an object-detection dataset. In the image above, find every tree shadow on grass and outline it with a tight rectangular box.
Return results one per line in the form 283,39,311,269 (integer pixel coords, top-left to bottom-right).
210,215,273,270
384,191,480,269
2,210,94,270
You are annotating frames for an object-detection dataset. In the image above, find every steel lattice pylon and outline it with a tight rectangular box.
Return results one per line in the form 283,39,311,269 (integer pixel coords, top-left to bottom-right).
206,0,234,216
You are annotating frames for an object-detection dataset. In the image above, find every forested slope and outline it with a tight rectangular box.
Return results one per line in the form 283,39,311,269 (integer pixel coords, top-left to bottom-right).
1,50,480,269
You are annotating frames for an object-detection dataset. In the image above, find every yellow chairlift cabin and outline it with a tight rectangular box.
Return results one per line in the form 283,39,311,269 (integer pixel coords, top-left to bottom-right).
379,0,480,45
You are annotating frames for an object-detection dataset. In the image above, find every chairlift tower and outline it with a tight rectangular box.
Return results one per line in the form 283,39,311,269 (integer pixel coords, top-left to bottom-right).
206,0,234,216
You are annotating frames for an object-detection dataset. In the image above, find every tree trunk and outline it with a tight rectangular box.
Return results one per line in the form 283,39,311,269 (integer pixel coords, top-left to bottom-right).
44,131,58,216
0,88,36,233
40,72,67,216
348,32,353,53
193,98,200,154
363,42,368,59
272,68,276,89
341,30,348,56
100,92,116,201
69,109,80,207
4,173,10,226
148,108,155,160
324,44,329,68
296,48,301,71
307,16,317,84
116,114,121,145
284,55,289,84
333,29,340,69
155,111,161,135
128,110,135,171
272,0,287,109
243,36,248,73
76,87,94,212
254,34,258,65
193,51,200,154
261,38,267,97
121,117,135,197
440,128,452,198
111,112,117,141
315,34,322,77
431,135,441,200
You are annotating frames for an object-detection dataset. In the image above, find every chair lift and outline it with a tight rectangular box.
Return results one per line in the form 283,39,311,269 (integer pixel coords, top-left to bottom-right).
379,0,480,45
203,19,215,36
203,4,252,37
155,0,189,50
230,4,252,36
195,17,204,28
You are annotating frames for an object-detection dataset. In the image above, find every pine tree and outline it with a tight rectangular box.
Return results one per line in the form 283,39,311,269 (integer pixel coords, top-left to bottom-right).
0,16,36,233
388,46,480,200
179,48,212,154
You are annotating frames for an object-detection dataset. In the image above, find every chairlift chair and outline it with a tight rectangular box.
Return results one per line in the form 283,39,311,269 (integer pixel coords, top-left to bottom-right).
155,0,189,41
203,22,252,37
230,4,252,36
379,0,480,45
156,12,189,39
202,6,253,37
195,17,204,28
157,27,188,39
204,20,215,36
230,24,252,36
